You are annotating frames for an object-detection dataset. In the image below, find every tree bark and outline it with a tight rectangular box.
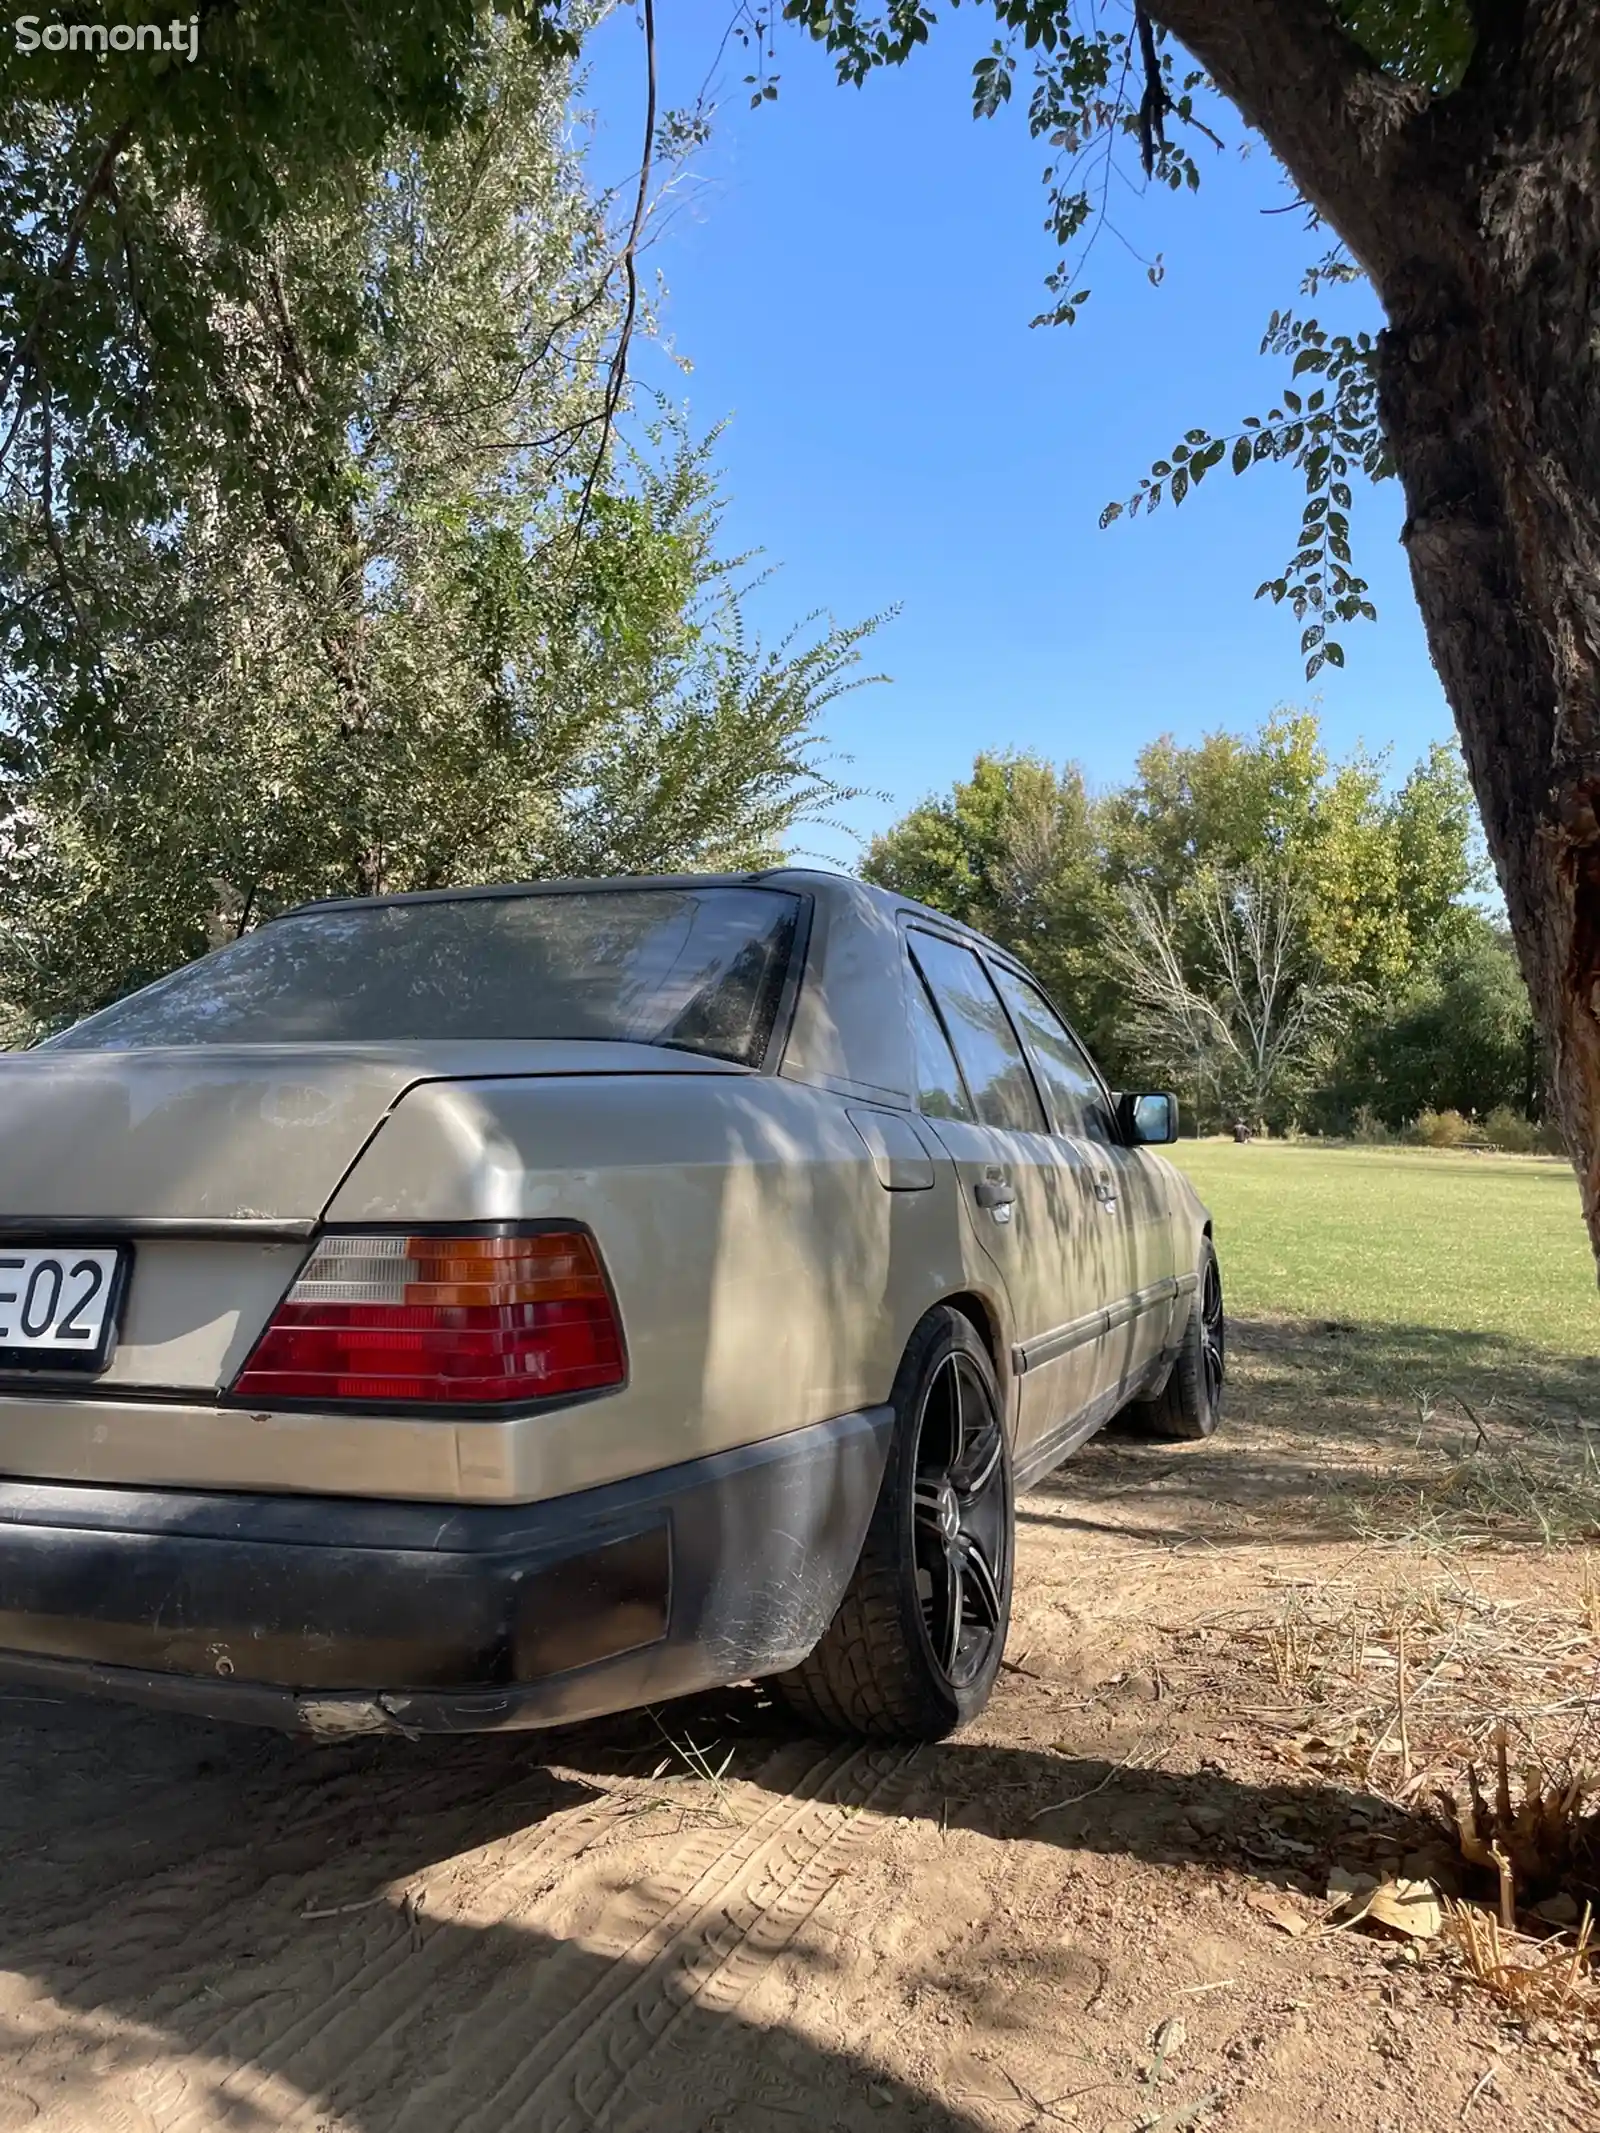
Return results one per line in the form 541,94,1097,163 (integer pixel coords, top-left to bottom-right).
1148,0,1600,1269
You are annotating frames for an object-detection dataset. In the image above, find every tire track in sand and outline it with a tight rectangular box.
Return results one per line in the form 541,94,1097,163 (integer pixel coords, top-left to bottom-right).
388,1743,919,2133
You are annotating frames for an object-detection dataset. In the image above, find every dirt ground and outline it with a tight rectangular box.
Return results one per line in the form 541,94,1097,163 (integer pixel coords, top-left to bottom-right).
2,1319,1598,2133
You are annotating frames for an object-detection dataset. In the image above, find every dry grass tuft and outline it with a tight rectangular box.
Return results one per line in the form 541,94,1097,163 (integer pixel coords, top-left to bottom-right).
1434,1726,1600,1917
1235,1575,1600,2024
1347,1400,1600,1550
1223,1568,1600,1824
1443,1897,1599,2021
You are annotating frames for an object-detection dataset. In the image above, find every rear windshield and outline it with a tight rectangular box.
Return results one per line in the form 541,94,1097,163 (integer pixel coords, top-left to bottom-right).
43,887,804,1068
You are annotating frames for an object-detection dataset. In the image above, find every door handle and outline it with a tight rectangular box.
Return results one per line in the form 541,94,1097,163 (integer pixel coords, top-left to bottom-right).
1092,1173,1119,1206
974,1178,1016,1212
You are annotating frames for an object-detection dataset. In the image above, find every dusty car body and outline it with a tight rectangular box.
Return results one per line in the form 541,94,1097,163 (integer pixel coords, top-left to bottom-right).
0,870,1218,1741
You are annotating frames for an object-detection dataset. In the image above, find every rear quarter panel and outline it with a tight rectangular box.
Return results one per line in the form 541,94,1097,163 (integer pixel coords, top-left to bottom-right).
321,1073,1006,1502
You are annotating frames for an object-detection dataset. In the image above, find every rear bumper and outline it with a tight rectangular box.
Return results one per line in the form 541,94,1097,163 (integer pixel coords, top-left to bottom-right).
0,1407,893,1735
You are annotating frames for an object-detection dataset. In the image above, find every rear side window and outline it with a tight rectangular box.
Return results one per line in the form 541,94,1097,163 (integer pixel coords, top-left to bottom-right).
44,887,803,1069
909,932,1045,1134
906,966,974,1122
990,966,1116,1140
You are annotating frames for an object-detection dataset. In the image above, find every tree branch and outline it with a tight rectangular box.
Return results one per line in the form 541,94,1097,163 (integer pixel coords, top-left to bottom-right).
0,123,134,481
1142,0,1435,281
38,393,84,640
264,262,317,417
1133,8,1171,178
570,0,658,554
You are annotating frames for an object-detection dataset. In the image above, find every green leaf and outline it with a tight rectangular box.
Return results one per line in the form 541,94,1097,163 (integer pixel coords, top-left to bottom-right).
1232,436,1252,475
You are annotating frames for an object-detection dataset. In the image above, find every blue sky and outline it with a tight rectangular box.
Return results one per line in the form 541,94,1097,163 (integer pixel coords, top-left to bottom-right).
581,6,1453,869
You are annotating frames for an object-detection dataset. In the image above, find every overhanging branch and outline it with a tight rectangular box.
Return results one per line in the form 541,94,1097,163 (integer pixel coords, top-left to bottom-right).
1133,7,1171,177
1142,0,1437,281
570,0,658,554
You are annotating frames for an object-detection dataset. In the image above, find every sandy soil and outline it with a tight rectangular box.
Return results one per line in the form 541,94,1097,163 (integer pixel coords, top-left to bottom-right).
1,1321,1597,2133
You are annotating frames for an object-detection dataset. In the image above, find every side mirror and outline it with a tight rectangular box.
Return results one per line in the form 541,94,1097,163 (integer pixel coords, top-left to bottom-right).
1118,1091,1178,1146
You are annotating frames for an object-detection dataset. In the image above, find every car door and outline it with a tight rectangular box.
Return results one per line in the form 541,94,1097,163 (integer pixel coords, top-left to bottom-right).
904,928,1114,1464
986,963,1177,1395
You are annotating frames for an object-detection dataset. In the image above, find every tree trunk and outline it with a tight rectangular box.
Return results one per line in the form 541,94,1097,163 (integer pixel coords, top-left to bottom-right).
1147,0,1600,1273
1378,283,1600,1251
1368,25,1600,1265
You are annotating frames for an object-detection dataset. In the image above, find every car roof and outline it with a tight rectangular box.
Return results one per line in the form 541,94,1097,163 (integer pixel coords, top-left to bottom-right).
275,865,1010,959
760,869,1020,963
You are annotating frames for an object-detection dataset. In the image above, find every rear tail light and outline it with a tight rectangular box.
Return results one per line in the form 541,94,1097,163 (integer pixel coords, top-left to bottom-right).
229,1230,625,1408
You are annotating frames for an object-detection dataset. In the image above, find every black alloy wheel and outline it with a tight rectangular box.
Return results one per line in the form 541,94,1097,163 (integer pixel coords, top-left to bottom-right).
773,1306,1015,1740
910,1345,1010,1690
1199,1249,1225,1415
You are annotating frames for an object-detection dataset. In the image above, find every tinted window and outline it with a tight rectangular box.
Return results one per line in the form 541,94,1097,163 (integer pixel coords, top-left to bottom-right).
909,932,1045,1134
45,888,802,1069
991,966,1115,1140
906,966,974,1122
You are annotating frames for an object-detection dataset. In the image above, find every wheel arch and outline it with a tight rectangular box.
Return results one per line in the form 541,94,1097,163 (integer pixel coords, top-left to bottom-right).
936,1289,1011,1405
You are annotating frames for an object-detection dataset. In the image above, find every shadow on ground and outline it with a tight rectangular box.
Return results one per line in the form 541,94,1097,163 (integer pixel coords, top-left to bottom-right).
1020,1313,1600,1553
2,1321,1591,2126
0,1687,1442,2132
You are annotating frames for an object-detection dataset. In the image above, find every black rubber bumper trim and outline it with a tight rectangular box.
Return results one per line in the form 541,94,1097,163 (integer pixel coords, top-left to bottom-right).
0,1407,895,1735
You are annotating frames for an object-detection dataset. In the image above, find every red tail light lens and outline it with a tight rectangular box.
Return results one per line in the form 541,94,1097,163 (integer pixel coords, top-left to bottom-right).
229,1231,625,1408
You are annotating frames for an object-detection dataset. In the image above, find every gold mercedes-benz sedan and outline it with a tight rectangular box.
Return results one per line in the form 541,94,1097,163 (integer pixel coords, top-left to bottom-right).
0,870,1222,1742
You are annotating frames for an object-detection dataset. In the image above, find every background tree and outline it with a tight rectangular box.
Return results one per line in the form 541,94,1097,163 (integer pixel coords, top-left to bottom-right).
860,752,1128,1071
0,4,579,494
1106,716,1484,994
0,24,874,1041
781,0,1600,1263
864,710,1507,1131
1113,863,1364,1130
1318,917,1545,1130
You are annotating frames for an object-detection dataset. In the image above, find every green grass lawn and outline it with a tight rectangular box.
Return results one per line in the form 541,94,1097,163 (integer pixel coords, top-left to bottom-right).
1171,1140,1599,1361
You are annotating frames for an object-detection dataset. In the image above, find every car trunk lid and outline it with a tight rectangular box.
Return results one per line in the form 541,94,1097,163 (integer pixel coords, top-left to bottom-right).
0,1041,745,1225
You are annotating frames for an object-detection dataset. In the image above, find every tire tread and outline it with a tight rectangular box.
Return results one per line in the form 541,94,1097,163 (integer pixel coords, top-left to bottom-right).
1127,1238,1221,1442
772,1309,1010,1742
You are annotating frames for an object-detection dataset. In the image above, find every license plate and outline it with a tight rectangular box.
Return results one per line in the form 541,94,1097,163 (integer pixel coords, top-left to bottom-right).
0,1247,128,1372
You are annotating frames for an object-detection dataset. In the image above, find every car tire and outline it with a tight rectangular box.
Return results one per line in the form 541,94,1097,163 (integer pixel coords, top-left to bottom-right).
1126,1236,1225,1441
772,1306,1014,1743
